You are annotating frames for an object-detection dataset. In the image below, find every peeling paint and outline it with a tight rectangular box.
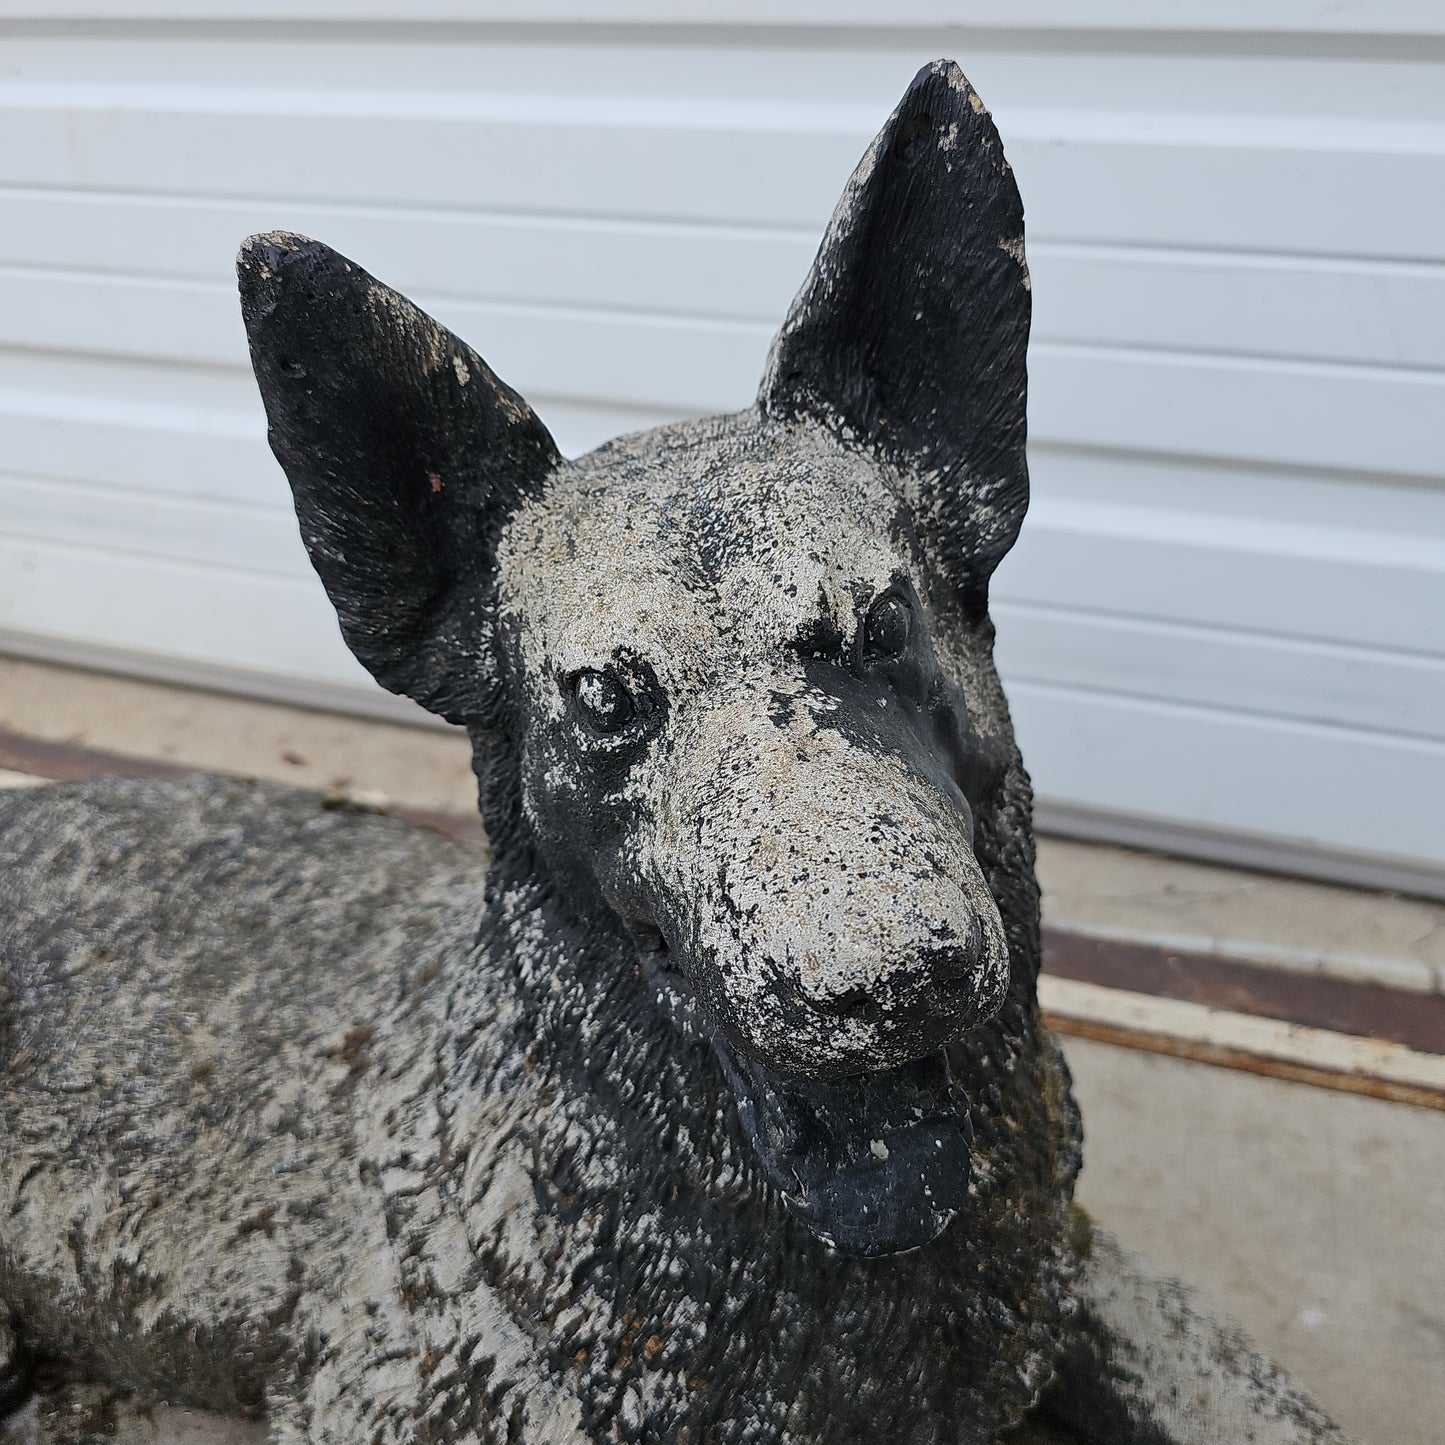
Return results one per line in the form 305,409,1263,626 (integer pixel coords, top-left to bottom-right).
0,55,1356,1445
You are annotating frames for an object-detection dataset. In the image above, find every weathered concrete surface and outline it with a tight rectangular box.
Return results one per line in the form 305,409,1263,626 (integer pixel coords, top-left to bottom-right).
0,657,474,816
1051,1228,1365,1445
1066,1038,1443,1445
1039,839,1445,995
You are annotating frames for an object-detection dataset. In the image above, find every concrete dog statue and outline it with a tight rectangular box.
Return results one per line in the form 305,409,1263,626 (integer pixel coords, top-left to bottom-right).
1,61,1361,1445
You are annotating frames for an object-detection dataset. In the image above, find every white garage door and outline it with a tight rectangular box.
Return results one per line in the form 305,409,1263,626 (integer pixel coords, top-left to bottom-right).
1,3,1442,895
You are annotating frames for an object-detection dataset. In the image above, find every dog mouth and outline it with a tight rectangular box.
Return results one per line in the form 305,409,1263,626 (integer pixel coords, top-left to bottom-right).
635,930,972,1257
714,1036,973,1257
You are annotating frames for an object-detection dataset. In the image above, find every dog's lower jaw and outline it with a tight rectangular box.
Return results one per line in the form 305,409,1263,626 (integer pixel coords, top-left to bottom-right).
712,1032,975,1258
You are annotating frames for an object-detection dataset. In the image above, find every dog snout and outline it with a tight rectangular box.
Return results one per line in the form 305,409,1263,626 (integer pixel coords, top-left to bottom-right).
647,685,1014,1077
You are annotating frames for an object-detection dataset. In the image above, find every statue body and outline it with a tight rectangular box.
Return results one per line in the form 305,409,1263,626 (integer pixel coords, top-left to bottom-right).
0,62,1358,1445
0,769,1074,1444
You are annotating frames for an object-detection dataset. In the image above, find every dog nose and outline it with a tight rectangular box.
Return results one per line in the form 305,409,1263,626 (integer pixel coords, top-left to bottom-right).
918,941,978,984
802,936,987,1023
909,941,999,1016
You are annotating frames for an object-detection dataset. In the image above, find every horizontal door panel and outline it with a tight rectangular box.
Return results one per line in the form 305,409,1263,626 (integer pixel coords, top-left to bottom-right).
4,92,1445,260
1030,346,1445,481
5,270,1443,479
0,473,306,579
7,3,1444,31
0,534,367,691
1029,246,1445,372
0,190,814,322
0,97,866,231
13,194,1445,372
1008,680,1445,873
0,379,268,504
1002,495,1445,657
1023,445,1445,535
8,28,1445,121
994,603,1445,742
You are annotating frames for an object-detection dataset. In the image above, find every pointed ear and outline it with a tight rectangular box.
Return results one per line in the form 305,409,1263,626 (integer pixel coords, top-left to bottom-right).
238,233,559,724
760,61,1030,609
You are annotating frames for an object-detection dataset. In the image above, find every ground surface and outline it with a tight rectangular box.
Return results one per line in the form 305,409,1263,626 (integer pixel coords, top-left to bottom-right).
1068,1041,1442,1445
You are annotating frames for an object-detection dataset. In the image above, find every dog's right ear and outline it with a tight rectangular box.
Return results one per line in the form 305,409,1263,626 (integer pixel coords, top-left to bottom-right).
239,233,560,725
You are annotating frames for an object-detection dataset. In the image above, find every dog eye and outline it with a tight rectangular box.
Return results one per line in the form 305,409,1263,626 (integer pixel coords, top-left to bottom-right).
571,669,636,734
863,593,911,659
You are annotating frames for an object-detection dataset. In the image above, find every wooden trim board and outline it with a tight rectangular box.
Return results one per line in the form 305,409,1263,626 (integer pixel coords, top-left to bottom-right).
1041,976,1445,1112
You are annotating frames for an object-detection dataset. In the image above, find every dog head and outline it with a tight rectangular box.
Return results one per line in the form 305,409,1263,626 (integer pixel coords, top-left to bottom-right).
240,61,1032,1256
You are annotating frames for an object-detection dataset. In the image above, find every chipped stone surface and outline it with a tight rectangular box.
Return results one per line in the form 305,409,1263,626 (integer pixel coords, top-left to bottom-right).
0,56,1359,1445
1041,1228,1366,1445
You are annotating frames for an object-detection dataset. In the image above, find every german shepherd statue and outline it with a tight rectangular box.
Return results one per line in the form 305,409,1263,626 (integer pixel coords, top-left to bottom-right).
0,61,1360,1445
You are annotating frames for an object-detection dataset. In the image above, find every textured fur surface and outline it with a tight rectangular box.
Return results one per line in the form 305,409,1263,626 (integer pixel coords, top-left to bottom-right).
0,774,1078,1443
1,59,1361,1445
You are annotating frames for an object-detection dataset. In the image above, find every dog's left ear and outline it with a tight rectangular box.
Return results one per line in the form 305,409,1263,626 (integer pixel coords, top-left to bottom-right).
760,60,1030,610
